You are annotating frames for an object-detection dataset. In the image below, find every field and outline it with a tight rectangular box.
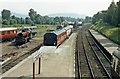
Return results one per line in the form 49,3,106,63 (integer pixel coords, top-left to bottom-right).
36,24,56,37
90,23,120,44
2,24,57,37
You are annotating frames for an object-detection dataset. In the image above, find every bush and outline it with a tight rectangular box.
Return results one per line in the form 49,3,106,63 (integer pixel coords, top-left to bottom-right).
118,24,120,27
2,19,10,25
10,19,17,25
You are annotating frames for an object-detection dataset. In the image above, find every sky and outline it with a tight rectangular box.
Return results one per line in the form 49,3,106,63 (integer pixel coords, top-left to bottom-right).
0,0,119,17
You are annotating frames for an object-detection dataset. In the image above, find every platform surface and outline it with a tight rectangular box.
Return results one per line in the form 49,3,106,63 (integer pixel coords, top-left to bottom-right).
2,33,76,78
89,29,119,55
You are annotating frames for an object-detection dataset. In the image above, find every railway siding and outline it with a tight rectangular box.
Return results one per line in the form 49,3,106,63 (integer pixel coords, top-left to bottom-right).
2,43,42,74
1,37,43,74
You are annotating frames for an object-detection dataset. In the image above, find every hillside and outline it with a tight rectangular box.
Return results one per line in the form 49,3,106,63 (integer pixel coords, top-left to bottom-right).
90,22,120,45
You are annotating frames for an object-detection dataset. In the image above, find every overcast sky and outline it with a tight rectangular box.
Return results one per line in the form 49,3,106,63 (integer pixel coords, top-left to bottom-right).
0,0,119,17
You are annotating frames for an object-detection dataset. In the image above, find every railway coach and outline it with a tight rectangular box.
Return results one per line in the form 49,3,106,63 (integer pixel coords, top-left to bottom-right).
0,28,18,42
23,26,37,38
112,48,120,77
18,26,37,38
44,29,67,46
64,25,73,38
43,25,73,46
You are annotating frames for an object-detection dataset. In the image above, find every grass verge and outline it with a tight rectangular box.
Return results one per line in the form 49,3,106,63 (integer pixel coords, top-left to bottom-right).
90,23,120,45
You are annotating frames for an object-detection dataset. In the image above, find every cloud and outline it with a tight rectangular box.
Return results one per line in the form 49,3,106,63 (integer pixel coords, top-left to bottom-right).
0,0,119,3
0,0,119,16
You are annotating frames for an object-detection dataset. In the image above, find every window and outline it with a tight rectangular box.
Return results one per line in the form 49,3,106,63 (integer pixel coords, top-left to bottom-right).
7,31,10,34
12,30,14,34
14,31,16,34
2,31,4,35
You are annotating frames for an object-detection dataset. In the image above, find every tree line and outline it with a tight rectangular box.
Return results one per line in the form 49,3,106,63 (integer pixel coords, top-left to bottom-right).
92,1,120,27
1,9,82,26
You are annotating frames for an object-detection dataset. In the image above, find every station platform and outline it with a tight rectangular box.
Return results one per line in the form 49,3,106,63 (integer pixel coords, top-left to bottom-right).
89,29,119,55
2,33,76,78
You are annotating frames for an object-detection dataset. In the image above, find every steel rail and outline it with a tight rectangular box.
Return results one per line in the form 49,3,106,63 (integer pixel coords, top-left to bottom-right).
87,31,112,79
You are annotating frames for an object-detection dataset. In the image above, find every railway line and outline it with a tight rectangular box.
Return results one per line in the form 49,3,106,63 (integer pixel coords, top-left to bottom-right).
75,26,112,79
1,25,119,78
1,43,42,74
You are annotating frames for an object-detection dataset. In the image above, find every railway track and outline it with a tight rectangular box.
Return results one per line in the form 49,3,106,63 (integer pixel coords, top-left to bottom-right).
1,44,42,74
87,30,112,78
75,26,112,79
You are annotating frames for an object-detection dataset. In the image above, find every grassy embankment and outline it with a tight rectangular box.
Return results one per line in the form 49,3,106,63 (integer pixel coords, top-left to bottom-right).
90,22,120,45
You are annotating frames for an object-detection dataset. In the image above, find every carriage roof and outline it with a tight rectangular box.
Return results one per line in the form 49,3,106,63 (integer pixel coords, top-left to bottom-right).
64,25,73,30
46,28,65,35
24,26,37,29
45,25,73,36
0,28,18,31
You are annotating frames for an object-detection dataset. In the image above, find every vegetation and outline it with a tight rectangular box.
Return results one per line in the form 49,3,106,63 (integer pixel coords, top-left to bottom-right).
90,20,120,44
91,1,120,45
1,9,82,26
36,24,56,37
92,1,120,27
2,9,25,25
83,16,92,23
2,9,11,20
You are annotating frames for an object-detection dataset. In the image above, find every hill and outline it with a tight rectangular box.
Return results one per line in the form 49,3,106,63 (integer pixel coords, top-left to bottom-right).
47,13,86,19
11,12,28,18
9,12,86,19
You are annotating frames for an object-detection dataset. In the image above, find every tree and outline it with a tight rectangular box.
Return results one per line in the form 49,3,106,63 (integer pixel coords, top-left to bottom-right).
1,9,11,20
25,17,33,24
2,19,10,25
43,16,51,24
11,15,16,19
92,12,103,24
84,16,92,23
92,1,119,27
15,17,21,24
60,17,64,23
35,14,42,24
28,9,37,23
20,17,25,24
106,1,118,26
54,17,60,24
53,17,64,24
117,1,120,27
10,19,17,25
